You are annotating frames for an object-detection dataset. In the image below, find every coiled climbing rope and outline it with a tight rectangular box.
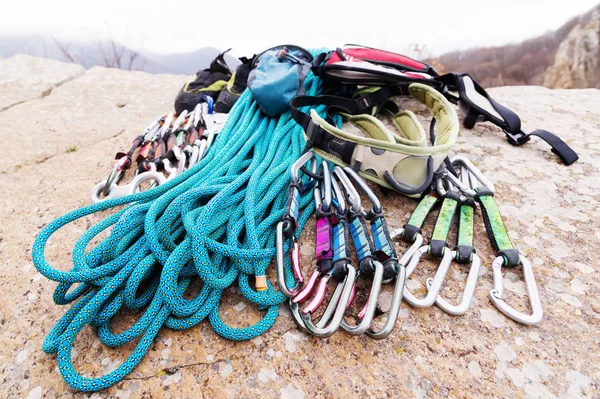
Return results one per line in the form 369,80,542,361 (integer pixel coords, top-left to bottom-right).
31,50,331,392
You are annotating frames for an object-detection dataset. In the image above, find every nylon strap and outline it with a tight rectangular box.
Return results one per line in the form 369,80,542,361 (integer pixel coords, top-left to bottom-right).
455,200,476,264
349,215,375,263
401,193,438,242
371,216,398,261
429,192,460,257
456,204,474,248
435,73,578,165
475,189,520,267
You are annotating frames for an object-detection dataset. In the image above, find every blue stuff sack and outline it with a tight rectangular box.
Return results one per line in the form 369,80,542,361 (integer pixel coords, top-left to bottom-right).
248,45,313,117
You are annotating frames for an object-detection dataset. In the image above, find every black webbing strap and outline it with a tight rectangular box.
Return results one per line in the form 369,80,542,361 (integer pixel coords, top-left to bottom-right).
435,73,578,165
289,85,410,164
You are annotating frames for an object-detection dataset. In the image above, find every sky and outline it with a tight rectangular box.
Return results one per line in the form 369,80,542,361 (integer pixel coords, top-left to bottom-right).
1,0,598,57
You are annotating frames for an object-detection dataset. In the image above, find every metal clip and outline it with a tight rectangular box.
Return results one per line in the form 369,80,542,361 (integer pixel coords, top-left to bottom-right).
428,163,481,315
339,260,384,335
298,267,357,338
489,255,543,326
90,171,166,203
403,245,453,308
276,222,302,297
426,250,481,315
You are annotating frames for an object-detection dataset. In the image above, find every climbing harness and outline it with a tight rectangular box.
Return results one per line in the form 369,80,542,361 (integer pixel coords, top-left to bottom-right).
305,44,578,166
291,82,459,196
32,52,331,391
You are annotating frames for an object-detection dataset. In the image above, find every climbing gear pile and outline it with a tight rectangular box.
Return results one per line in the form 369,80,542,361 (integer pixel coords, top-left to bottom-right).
34,43,571,392
33,49,336,391
280,152,544,340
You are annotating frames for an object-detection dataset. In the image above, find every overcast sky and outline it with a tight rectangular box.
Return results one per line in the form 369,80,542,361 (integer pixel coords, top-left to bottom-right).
2,0,598,57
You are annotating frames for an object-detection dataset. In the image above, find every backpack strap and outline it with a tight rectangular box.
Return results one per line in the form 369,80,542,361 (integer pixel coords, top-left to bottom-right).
436,73,578,165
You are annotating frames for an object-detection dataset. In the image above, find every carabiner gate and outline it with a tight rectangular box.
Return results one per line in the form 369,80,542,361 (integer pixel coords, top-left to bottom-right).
489,255,543,326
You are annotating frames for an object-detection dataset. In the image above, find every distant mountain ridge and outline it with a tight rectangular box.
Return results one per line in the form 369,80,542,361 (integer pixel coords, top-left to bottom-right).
432,4,600,89
0,35,241,75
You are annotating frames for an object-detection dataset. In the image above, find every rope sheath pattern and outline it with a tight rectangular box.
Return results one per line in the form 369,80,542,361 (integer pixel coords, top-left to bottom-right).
31,50,329,392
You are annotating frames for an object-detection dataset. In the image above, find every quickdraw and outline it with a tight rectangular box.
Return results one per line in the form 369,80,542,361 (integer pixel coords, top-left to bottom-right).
428,158,483,315
403,190,457,308
474,176,543,326
291,163,357,338
91,101,226,203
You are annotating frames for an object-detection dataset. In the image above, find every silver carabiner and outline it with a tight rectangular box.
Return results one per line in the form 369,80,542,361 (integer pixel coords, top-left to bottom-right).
298,266,357,338
426,251,481,315
331,166,361,214
314,162,332,210
362,228,423,339
403,245,453,308
364,261,406,339
342,167,382,214
428,163,481,315
489,255,543,326
90,171,166,203
436,156,495,198
290,151,317,184
339,260,384,335
276,221,303,297
186,139,208,168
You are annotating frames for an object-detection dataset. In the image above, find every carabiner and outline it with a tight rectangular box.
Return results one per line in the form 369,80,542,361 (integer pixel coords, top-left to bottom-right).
290,151,317,184
291,162,334,303
339,259,384,335
90,171,166,203
186,139,208,168
426,250,481,315
291,167,353,336
276,152,319,297
298,266,357,338
276,222,303,297
364,260,406,339
437,156,495,198
428,163,481,315
489,255,543,326
403,188,459,308
363,228,423,339
342,167,382,214
331,166,361,215
403,245,452,308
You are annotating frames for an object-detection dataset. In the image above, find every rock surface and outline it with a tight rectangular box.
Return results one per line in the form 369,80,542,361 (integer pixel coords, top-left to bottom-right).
544,8,600,89
1,56,599,398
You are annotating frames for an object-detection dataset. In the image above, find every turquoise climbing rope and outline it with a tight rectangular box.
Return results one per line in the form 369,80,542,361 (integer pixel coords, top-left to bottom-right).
31,49,332,392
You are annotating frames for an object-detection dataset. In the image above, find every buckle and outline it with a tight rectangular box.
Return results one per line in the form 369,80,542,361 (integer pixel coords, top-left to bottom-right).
504,130,531,146
305,120,322,144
